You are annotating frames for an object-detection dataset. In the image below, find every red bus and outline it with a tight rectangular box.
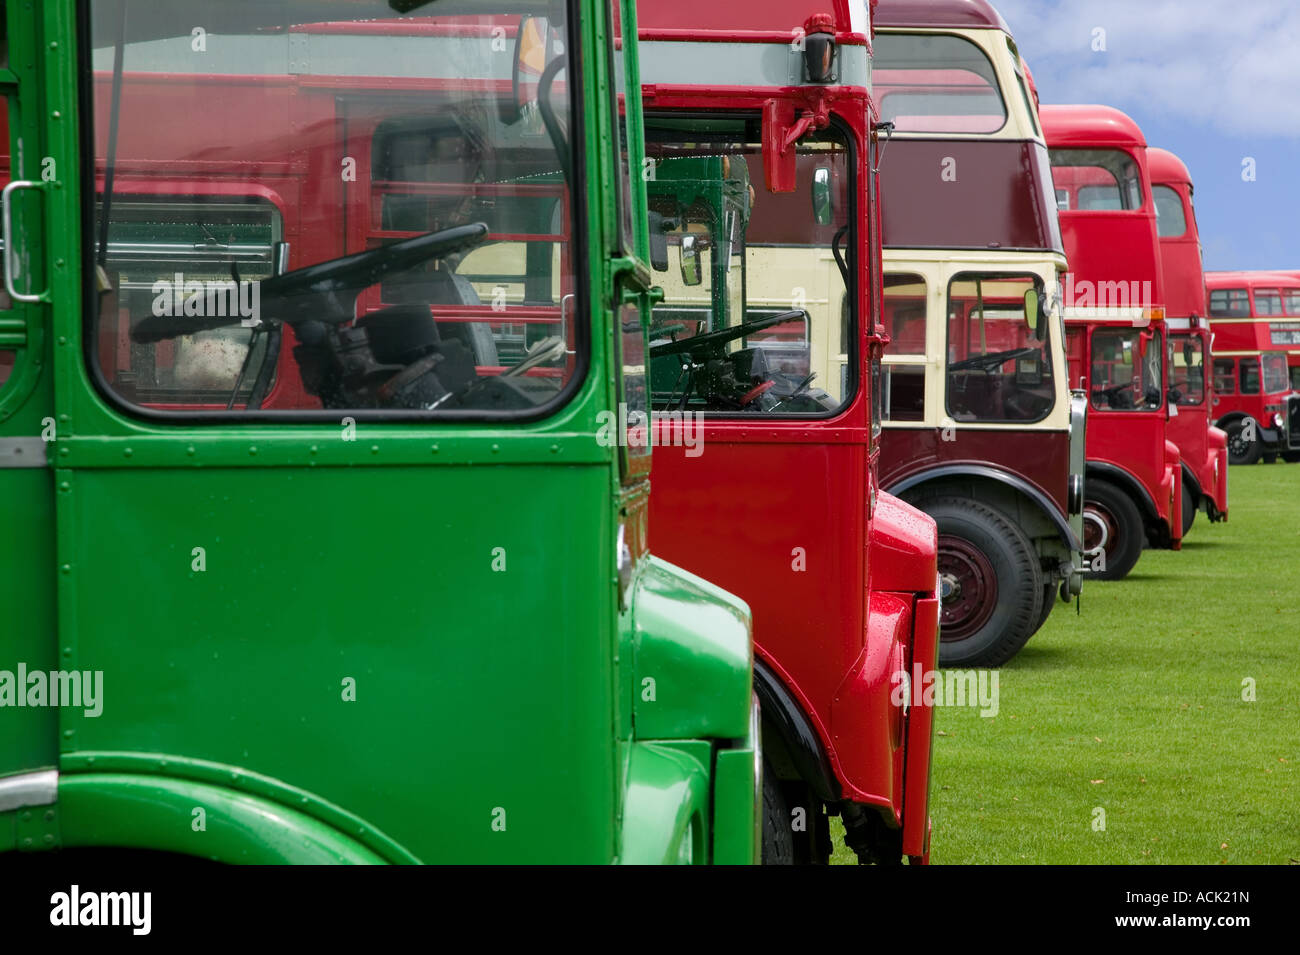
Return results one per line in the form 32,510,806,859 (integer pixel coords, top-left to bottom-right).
1147,146,1229,529
1043,104,1183,580
1203,271,1300,463
872,0,1086,666
636,0,941,864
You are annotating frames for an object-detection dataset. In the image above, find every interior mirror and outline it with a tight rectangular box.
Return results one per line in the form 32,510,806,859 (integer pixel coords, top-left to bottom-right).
1023,288,1039,336
648,211,670,272
502,16,553,124
680,234,703,287
1137,327,1153,359
812,167,832,225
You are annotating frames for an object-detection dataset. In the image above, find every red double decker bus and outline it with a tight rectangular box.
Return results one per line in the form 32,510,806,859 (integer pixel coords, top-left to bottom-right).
1147,146,1228,529
1043,104,1183,580
1203,271,1300,463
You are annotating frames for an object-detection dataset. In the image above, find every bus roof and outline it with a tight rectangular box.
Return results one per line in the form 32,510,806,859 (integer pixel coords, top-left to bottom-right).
636,0,871,40
1041,104,1147,150
1206,271,1300,289
1147,147,1192,187
874,0,1010,31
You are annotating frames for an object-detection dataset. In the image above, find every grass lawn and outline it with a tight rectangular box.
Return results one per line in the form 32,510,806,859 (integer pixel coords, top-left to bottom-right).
833,463,1300,864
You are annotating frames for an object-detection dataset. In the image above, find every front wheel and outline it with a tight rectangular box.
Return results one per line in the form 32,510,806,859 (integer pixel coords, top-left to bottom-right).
1181,481,1196,537
760,763,793,865
1032,579,1057,632
924,497,1044,668
1082,479,1144,580
1225,420,1262,465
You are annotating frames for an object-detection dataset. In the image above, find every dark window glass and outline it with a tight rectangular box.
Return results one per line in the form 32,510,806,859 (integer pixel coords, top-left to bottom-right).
946,273,1054,422
873,32,1006,134
1090,328,1164,411
644,115,855,416
1153,185,1187,238
1050,149,1144,211
1213,357,1236,395
1209,288,1251,318
88,1,582,417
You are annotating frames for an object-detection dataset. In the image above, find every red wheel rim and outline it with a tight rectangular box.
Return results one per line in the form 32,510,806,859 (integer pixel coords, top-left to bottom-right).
937,535,998,642
1083,501,1120,565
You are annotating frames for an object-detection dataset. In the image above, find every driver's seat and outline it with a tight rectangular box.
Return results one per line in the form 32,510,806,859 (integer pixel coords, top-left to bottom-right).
436,270,499,368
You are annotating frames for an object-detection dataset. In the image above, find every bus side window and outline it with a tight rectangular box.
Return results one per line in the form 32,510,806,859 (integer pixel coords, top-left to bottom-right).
1212,358,1235,395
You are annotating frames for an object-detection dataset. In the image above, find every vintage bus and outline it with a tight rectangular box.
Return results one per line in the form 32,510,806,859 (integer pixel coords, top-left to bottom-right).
1203,271,1300,463
1266,270,1300,392
1042,104,1182,581
871,0,1086,666
636,0,941,864
1147,146,1228,528
0,0,761,864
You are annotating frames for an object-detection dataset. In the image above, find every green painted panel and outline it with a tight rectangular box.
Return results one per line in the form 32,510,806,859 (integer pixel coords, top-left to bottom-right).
60,464,618,863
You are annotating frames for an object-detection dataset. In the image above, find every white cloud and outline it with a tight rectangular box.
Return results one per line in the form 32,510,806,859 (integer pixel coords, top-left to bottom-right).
994,0,1300,138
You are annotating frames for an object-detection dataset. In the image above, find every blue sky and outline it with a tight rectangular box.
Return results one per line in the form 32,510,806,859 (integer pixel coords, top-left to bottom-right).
994,0,1300,271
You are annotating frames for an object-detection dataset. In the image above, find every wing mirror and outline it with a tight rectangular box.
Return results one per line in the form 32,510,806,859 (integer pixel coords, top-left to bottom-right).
1023,288,1040,338
812,167,832,225
680,234,703,287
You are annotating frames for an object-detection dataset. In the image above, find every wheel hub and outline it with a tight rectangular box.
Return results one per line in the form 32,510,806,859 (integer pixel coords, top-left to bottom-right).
937,535,997,642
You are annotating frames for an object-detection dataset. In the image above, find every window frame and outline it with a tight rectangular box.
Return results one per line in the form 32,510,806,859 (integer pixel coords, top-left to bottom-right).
78,0,595,424
943,270,1055,424
641,110,861,422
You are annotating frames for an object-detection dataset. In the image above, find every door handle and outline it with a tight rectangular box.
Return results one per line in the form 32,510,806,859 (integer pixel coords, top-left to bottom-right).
2,180,46,304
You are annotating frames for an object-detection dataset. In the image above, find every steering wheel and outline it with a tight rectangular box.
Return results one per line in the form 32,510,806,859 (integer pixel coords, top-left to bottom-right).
131,223,490,343
948,346,1039,373
650,310,807,358
1092,382,1136,408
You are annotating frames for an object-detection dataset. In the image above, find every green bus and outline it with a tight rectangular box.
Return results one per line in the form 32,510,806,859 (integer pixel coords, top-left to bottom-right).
0,0,758,864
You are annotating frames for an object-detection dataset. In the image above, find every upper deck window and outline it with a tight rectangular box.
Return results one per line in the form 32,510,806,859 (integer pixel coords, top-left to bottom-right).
1254,288,1283,316
873,33,1007,134
1284,290,1300,316
1153,185,1187,238
1050,149,1144,211
1209,288,1251,318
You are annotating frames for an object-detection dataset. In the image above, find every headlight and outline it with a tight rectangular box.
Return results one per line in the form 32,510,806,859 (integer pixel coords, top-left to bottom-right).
677,818,696,865
1068,473,1085,514
1274,413,1285,429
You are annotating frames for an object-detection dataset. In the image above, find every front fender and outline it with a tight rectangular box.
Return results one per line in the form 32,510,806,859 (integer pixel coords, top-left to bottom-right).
618,742,709,864
631,556,752,741
40,773,390,863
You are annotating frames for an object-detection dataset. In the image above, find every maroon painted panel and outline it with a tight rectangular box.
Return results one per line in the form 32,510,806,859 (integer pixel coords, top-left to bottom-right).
880,140,1063,253
874,0,1009,31
636,0,865,38
879,427,1070,517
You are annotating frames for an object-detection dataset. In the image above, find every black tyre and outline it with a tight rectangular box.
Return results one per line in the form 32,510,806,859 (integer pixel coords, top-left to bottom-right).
760,762,793,865
923,497,1043,668
1032,580,1057,632
1181,481,1196,537
1082,479,1143,581
1225,419,1262,465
